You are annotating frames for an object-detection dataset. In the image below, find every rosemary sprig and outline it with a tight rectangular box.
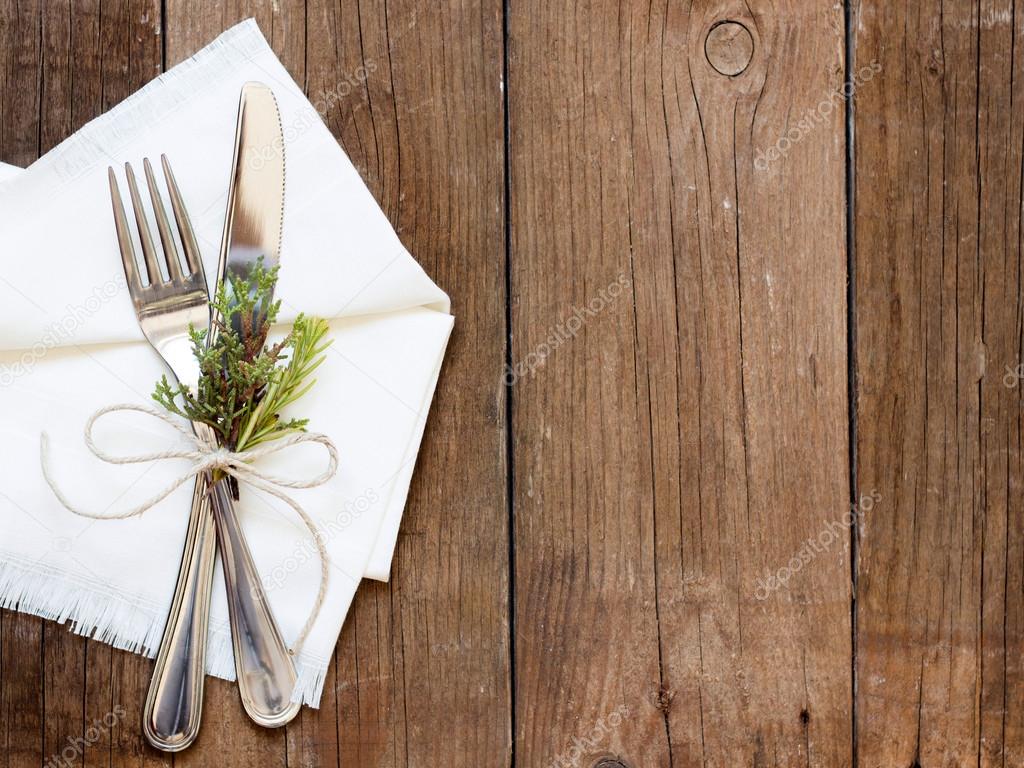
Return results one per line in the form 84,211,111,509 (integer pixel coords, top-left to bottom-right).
153,260,332,463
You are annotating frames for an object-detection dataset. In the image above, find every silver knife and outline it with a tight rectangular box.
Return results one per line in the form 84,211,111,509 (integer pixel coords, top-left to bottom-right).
208,82,301,727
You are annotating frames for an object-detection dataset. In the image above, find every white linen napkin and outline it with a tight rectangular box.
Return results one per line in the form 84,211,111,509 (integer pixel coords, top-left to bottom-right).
0,19,452,707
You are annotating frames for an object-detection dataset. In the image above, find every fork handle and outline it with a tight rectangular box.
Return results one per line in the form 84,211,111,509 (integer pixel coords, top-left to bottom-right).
142,474,217,752
209,478,301,726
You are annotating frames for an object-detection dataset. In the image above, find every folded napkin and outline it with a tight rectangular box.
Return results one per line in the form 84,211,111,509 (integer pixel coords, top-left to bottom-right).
0,20,452,707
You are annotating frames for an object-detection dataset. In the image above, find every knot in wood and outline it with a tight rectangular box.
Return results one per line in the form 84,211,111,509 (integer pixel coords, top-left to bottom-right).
705,21,754,76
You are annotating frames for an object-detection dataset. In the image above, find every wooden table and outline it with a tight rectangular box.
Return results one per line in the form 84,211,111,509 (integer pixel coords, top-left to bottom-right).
1,1,1021,766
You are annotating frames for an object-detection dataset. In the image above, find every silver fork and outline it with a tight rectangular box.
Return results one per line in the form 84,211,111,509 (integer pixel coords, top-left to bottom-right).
109,157,299,751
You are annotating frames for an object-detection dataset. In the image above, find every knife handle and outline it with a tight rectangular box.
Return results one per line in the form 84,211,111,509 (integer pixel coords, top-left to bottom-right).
142,473,217,752
209,478,301,727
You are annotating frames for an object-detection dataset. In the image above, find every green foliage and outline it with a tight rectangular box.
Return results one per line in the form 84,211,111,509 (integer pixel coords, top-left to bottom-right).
153,260,332,456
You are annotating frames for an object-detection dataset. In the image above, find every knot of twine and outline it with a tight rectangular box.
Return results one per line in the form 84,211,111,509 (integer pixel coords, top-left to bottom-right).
40,402,338,656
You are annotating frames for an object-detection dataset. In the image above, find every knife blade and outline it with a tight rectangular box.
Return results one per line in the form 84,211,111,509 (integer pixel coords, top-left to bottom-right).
207,81,301,727
216,81,286,323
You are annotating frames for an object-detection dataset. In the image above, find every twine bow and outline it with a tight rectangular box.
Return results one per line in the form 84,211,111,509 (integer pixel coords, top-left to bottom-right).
40,403,337,655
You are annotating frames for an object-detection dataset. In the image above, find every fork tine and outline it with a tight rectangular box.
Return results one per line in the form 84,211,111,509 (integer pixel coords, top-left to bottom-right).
124,162,163,285
143,157,184,283
161,155,204,282
108,167,145,300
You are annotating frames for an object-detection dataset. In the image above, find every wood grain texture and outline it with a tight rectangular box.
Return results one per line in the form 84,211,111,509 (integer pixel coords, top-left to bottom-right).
663,3,852,764
853,0,1024,765
507,1,849,767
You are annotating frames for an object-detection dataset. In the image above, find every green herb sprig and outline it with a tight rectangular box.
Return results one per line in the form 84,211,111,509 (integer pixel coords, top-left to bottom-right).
153,260,332,466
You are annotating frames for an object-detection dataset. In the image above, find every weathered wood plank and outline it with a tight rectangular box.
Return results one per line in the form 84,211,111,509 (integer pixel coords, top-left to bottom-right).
0,7,44,767
0,0,41,167
293,7,391,763
38,6,95,768
299,0,511,765
2,4,54,768
375,0,512,748
507,3,669,762
853,0,1024,765
31,3,166,768
86,4,167,764
508,1,850,766
0,614,42,768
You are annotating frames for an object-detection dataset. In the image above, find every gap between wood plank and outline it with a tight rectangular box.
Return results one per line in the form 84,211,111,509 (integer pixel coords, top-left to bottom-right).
501,0,516,766
844,2,859,767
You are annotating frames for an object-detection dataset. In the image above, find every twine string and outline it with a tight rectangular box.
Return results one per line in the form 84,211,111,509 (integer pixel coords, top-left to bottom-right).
40,402,337,655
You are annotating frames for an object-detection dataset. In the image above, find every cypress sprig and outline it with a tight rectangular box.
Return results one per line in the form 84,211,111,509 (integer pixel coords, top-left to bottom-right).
153,260,332,461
